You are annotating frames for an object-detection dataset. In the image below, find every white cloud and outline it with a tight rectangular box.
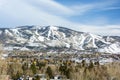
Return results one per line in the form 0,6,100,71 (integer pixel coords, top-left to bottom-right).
0,0,74,26
71,0,119,15
77,25,120,36
23,0,74,16
101,7,120,11
0,0,120,36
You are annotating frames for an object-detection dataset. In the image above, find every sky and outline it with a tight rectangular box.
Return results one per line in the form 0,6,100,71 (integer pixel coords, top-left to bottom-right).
0,0,120,36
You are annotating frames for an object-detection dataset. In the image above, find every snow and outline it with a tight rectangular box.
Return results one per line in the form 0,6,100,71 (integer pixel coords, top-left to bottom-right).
0,30,2,34
49,25,58,31
25,30,32,34
29,35,37,42
4,46,22,50
89,33,98,48
71,57,116,65
1,53,9,59
99,58,113,65
4,30,13,36
38,36,44,41
16,37,27,42
47,26,58,38
0,25,120,54
99,42,120,54
89,33,102,40
4,46,14,51
27,43,40,47
33,25,42,29
11,29,19,35
35,30,39,35
79,34,86,50
89,33,110,44
20,47,29,51
65,43,70,48
1,54,8,58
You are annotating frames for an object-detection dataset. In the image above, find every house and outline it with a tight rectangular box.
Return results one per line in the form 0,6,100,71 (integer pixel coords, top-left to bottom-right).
26,76,33,80
50,75,63,80
34,74,47,80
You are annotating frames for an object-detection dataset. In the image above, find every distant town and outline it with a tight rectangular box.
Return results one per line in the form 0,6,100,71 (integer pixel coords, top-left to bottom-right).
0,50,120,80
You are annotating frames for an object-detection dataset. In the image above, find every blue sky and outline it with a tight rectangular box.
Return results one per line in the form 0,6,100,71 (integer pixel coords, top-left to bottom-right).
0,0,120,35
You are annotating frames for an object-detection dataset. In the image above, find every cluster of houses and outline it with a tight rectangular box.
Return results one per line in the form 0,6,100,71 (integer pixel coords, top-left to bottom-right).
1,50,120,80
18,74,69,80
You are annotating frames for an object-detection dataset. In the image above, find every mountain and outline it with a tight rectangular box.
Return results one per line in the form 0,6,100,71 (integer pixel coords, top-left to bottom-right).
0,25,120,54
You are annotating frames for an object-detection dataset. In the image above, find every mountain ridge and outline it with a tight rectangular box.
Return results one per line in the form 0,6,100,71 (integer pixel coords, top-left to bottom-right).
0,25,120,54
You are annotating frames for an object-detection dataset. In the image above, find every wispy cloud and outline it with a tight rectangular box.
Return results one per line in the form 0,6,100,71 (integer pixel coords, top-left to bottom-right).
71,0,120,15
101,7,120,11
0,0,74,26
77,25,120,36
0,0,120,36
23,0,74,16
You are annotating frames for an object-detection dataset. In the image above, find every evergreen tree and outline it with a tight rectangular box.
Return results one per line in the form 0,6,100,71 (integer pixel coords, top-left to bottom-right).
81,60,86,67
30,63,37,74
88,60,94,70
46,66,53,79
94,61,100,66
59,63,71,79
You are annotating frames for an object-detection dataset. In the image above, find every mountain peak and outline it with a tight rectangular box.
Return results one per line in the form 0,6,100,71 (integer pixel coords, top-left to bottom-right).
49,25,58,31
0,25,120,54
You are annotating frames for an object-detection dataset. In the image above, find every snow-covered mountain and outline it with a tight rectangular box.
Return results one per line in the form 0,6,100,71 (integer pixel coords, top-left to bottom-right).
0,25,120,54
